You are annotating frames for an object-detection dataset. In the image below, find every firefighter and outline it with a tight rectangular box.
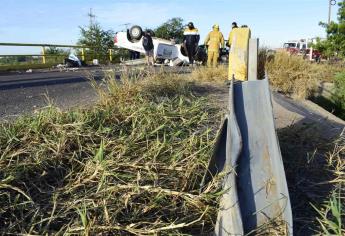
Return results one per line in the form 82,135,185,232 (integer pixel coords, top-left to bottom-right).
204,24,225,67
227,24,251,81
227,22,239,47
183,22,200,65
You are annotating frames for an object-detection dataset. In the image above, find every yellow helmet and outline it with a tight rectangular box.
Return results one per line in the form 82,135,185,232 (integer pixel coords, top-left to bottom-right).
213,24,219,29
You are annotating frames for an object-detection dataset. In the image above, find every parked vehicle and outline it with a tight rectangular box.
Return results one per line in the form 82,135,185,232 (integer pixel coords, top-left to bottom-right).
282,39,322,62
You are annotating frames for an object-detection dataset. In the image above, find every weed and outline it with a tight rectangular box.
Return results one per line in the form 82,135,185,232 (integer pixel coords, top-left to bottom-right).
312,191,343,235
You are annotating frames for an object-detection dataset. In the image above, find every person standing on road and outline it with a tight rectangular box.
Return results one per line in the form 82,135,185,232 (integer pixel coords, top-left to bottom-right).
142,31,154,66
204,24,224,67
183,22,200,65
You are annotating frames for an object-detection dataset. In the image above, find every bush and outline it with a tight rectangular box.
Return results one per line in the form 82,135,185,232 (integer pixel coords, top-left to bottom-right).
333,72,345,110
266,52,319,99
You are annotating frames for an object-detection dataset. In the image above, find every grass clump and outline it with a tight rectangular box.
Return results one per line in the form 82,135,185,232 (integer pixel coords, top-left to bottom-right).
266,52,319,99
333,72,345,111
315,63,344,83
190,65,228,83
312,191,343,235
0,72,222,235
312,133,344,235
265,51,345,100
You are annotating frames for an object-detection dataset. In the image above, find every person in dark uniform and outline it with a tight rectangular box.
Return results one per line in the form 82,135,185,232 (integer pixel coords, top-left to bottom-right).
142,30,154,66
183,22,200,65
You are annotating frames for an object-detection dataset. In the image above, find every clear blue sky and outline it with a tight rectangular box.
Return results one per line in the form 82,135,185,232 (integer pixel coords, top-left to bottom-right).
0,0,340,54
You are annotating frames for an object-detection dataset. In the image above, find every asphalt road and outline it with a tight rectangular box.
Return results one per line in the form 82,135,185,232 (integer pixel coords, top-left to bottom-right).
0,70,103,120
0,66,192,121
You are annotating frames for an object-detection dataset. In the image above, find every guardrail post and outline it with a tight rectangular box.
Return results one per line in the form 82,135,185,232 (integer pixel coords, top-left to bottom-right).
109,49,113,62
248,38,259,81
81,48,85,61
41,46,46,64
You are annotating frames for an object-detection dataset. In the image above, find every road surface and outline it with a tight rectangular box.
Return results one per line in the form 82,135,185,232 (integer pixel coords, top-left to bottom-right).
0,70,102,120
0,66,192,121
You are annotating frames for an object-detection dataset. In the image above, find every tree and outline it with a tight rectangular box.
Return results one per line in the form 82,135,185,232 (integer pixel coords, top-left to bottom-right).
45,47,68,55
315,1,345,58
44,47,69,64
78,23,114,62
154,17,185,43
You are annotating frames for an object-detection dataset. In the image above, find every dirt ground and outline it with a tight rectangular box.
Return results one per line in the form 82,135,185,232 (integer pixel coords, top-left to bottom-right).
193,82,344,235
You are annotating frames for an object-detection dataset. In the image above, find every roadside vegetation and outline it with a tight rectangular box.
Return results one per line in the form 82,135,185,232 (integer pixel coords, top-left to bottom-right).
0,72,224,235
265,51,319,99
278,122,344,235
261,51,341,98
0,66,343,235
190,65,228,82
260,50,345,120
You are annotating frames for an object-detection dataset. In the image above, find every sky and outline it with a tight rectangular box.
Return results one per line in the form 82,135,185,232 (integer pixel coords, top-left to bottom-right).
0,0,340,55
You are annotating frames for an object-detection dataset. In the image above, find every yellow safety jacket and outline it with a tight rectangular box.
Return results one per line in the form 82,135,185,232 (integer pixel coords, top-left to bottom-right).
228,27,251,81
227,28,236,47
204,29,225,52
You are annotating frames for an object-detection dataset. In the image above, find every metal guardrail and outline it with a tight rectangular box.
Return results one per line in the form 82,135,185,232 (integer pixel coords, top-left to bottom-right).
200,31,293,234
0,42,114,65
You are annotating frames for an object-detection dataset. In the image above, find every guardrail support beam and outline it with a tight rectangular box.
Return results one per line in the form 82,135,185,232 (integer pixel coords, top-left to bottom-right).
248,38,259,81
109,49,113,62
41,46,46,64
81,48,85,61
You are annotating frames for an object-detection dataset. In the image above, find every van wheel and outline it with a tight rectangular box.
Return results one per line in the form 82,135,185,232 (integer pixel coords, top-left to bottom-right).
129,25,143,40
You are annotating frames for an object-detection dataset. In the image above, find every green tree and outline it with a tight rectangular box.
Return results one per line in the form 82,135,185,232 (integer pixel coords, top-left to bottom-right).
78,23,114,62
154,17,185,43
315,0,345,58
45,47,69,64
45,47,68,55
313,37,334,58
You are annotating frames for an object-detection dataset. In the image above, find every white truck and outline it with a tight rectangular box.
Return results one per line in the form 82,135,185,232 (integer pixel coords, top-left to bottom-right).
113,25,206,66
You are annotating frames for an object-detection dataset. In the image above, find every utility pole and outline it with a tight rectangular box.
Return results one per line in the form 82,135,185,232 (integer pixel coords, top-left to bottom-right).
329,0,337,25
88,8,96,26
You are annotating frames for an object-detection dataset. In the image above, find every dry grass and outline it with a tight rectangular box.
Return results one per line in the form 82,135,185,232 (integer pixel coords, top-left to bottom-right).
265,51,344,99
190,65,228,83
314,63,344,83
0,62,343,235
0,72,223,235
266,52,319,99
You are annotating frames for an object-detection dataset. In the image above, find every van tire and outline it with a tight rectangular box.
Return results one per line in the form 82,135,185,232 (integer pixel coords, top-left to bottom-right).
129,25,143,40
